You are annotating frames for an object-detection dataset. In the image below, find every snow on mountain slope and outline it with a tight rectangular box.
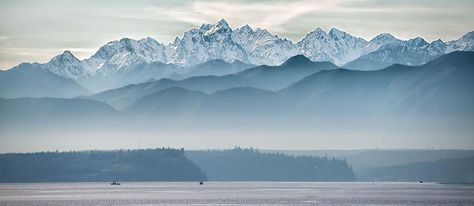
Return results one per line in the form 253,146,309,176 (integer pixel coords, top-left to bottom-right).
171,19,249,66
447,31,474,52
45,51,90,79
5,19,473,84
232,25,299,66
298,28,368,65
346,37,448,70
362,33,403,55
84,37,171,74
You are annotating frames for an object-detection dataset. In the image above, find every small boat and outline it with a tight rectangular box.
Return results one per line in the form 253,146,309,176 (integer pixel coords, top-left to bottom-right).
110,181,121,185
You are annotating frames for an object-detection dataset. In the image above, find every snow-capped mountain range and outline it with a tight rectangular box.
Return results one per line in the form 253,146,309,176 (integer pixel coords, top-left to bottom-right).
8,19,474,81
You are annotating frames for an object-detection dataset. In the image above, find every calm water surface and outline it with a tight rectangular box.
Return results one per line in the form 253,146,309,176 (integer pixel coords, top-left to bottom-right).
0,182,473,205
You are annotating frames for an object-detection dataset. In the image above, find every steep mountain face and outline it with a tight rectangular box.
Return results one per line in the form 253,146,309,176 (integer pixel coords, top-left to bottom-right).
86,37,171,74
344,37,448,70
232,25,299,66
46,51,89,79
447,31,474,52
361,33,403,55
171,19,249,66
298,28,368,65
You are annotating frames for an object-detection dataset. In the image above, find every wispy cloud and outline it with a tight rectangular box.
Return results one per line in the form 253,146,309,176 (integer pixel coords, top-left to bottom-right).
148,0,342,32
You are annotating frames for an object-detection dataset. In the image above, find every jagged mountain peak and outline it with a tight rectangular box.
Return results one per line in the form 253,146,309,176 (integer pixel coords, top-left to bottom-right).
303,27,327,39
370,33,398,42
446,31,474,52
172,19,247,66
8,19,474,85
49,50,80,65
460,31,474,39
299,27,368,65
407,37,428,46
231,23,299,66
171,37,181,46
217,18,230,28
84,36,169,73
362,33,403,55
430,39,446,46
138,36,159,45
329,28,367,43
239,24,253,33
328,28,347,38
203,19,232,36
62,50,75,57
45,50,87,79
314,27,325,33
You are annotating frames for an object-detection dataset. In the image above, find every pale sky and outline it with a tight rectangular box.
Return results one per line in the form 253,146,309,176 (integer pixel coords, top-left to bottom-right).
0,0,473,70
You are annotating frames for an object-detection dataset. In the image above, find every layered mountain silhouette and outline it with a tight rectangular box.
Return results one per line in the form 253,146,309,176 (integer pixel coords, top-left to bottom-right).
0,19,473,150
1,19,472,96
118,51,473,126
86,55,338,109
2,51,473,121
1,51,473,149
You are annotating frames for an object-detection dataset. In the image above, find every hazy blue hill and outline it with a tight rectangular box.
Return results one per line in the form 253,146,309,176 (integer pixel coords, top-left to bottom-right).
343,38,447,71
394,51,474,116
279,51,474,120
2,52,472,150
171,75,249,93
77,62,179,93
125,87,207,119
79,59,254,93
200,87,277,115
356,156,474,183
343,58,392,71
94,51,474,132
278,65,413,120
186,148,355,181
85,55,337,109
0,148,207,182
124,86,278,126
86,75,250,110
0,97,123,130
234,55,338,90
180,59,255,78
85,78,181,109
0,63,89,98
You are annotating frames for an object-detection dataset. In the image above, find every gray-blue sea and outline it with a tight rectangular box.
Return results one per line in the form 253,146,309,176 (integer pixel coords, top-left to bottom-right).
0,182,473,205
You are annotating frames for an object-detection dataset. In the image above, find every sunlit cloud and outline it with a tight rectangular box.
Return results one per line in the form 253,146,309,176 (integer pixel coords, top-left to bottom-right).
148,0,342,33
